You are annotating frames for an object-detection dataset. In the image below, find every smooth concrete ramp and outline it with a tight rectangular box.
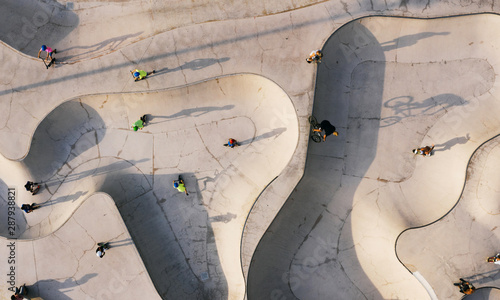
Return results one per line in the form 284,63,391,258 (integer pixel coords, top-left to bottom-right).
4,1,500,300
0,74,298,299
248,14,500,299
397,135,500,299
0,193,159,299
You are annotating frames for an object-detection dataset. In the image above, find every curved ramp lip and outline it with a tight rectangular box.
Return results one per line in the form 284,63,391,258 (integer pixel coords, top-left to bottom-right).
413,271,438,300
394,133,500,286
13,72,300,162
244,12,500,299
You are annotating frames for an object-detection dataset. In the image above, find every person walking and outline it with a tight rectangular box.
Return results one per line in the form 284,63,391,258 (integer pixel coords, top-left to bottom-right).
130,69,155,81
37,45,56,62
24,181,40,195
453,278,475,295
173,176,189,196
224,138,239,148
96,242,110,258
21,203,40,213
412,144,435,157
306,50,323,63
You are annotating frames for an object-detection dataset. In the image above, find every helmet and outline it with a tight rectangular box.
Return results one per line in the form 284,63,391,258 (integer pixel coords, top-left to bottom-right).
41,45,46,51
174,182,179,188
133,72,140,78
133,126,138,131
412,149,418,154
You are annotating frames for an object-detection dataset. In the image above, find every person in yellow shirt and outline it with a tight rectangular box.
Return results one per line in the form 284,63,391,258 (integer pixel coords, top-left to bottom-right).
173,175,189,195
130,69,155,81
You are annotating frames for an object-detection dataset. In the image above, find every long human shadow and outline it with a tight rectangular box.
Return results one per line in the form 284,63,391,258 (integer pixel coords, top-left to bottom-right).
247,19,385,299
154,57,231,75
238,127,286,145
147,104,234,123
433,134,470,152
57,31,144,62
380,32,449,51
29,274,97,300
0,0,78,56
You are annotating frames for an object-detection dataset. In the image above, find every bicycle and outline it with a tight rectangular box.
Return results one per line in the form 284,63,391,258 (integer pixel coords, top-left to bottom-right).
308,115,323,143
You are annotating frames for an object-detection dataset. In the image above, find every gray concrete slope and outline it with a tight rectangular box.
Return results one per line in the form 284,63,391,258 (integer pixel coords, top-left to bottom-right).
248,14,500,299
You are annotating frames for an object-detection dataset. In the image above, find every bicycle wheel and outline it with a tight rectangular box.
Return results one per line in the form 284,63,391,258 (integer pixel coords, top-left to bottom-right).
308,115,318,127
311,133,322,143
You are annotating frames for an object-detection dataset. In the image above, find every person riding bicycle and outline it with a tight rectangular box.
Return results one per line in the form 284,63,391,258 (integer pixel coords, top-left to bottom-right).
313,120,338,141
24,181,39,194
173,176,189,195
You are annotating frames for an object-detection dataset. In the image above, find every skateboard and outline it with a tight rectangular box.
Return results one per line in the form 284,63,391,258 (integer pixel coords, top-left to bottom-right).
42,57,56,69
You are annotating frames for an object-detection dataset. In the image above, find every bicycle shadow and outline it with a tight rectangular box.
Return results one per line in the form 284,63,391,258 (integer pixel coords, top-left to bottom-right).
381,94,468,127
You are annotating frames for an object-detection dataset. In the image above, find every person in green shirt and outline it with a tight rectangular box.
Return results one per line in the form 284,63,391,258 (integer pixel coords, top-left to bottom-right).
173,176,189,195
131,115,147,131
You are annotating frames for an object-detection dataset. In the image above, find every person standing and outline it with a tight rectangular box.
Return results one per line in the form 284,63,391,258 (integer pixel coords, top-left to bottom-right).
96,242,110,258
224,138,239,148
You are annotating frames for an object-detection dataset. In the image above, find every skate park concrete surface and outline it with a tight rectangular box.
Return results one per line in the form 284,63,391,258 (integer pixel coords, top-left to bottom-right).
4,1,500,300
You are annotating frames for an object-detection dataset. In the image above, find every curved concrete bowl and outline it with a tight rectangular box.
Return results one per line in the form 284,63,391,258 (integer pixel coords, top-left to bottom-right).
0,74,298,299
